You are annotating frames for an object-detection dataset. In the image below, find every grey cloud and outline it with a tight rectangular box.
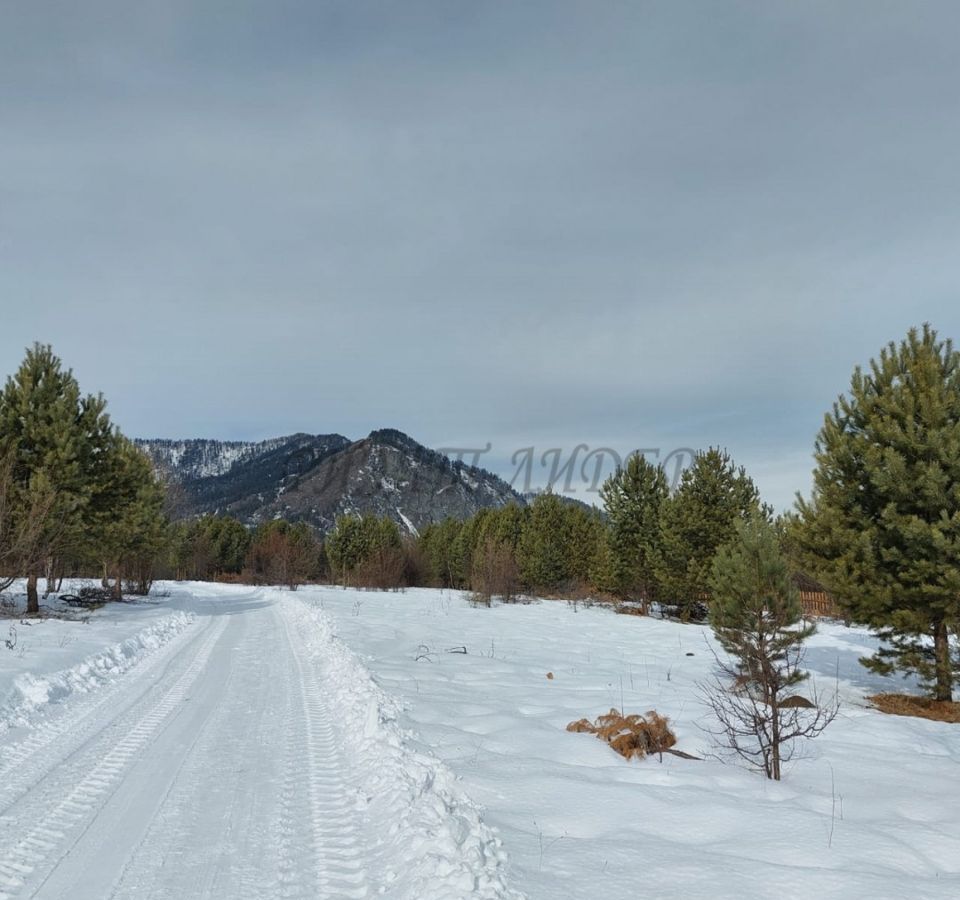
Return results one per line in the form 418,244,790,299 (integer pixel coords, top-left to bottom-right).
2,1,959,512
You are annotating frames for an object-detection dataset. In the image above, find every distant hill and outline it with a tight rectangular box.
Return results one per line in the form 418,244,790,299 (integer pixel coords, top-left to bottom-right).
135,429,524,535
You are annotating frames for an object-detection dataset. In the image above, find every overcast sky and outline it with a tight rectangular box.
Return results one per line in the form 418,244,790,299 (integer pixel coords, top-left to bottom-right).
2,2,959,510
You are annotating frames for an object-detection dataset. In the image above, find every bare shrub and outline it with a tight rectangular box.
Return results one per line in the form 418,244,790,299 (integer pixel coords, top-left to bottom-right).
701,651,838,780
244,523,318,590
471,538,520,605
352,545,406,590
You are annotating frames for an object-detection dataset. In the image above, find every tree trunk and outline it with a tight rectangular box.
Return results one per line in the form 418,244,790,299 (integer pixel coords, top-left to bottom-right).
113,565,123,600
26,572,39,615
44,557,56,597
933,618,953,702
770,693,781,780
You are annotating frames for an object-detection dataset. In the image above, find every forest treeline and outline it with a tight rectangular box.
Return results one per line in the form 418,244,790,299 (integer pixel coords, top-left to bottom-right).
0,346,767,614
1,328,958,701
162,441,766,617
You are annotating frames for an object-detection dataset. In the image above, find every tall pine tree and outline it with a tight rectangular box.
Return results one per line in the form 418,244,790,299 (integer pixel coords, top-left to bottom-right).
793,324,960,701
654,447,764,618
0,346,173,605
517,492,572,591
98,439,168,596
600,454,668,608
0,345,115,612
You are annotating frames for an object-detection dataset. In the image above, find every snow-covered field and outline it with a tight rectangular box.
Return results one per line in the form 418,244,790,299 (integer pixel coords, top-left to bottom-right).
314,586,960,900
0,582,957,899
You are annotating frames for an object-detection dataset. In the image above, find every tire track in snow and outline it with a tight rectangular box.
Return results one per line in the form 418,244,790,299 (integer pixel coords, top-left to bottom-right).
105,610,283,900
0,612,199,812
278,603,369,900
0,614,228,899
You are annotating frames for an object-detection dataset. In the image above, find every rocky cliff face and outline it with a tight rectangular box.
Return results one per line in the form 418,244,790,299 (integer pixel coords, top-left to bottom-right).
136,429,523,534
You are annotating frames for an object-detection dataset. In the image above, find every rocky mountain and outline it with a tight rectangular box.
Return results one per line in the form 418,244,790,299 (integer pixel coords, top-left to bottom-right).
136,429,523,535
134,436,317,481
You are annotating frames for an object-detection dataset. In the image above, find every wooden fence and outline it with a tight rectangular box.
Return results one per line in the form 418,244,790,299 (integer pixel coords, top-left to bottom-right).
799,590,840,618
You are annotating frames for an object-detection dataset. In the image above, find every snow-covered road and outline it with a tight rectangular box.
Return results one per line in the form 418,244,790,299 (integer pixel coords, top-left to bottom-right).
0,589,515,900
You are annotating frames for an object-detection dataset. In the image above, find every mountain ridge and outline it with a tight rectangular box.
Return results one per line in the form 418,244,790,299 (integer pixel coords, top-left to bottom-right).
135,429,524,534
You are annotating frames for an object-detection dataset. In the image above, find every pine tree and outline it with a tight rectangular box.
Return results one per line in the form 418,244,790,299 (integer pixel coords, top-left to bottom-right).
654,448,764,619
321,514,364,583
706,515,835,780
325,514,402,587
711,516,814,697
360,517,405,589
564,503,606,585
451,508,492,588
793,324,960,701
600,454,668,608
97,440,168,596
204,516,252,576
0,345,115,612
418,518,465,588
123,475,168,595
476,503,527,552
172,519,216,580
0,450,57,593
517,492,572,590
588,525,619,595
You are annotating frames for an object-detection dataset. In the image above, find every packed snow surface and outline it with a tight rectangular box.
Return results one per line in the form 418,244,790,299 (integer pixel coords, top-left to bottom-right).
0,582,958,899
0,584,517,900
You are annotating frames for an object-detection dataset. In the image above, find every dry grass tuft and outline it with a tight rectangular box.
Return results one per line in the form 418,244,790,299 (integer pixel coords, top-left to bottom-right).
565,718,595,734
780,695,816,709
566,708,677,760
615,603,646,617
868,693,960,724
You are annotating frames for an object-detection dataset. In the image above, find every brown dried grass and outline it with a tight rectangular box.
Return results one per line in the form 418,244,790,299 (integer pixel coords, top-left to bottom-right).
780,695,816,709
566,708,677,760
566,718,595,733
214,572,247,584
868,693,960,724
615,603,646,617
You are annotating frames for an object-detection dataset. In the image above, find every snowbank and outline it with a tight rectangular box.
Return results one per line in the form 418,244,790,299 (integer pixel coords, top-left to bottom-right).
0,611,194,732
283,595,523,900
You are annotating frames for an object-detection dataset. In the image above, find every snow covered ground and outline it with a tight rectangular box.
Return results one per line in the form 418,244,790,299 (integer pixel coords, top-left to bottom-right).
312,586,960,900
0,583,515,900
0,582,957,899
0,582,195,733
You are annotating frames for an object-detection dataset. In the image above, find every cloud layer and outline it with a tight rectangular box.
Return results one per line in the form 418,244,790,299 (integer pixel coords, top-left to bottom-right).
2,2,959,509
